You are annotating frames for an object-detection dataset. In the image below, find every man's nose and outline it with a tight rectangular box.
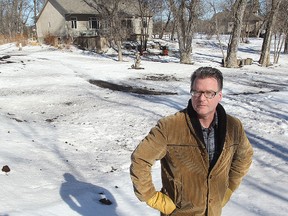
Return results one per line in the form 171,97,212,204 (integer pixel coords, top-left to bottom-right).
199,92,207,100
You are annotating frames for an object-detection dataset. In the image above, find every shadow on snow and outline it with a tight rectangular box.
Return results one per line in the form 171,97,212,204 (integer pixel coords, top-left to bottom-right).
60,173,117,216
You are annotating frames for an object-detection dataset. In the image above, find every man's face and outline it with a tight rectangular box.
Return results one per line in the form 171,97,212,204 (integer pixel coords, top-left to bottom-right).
191,77,222,119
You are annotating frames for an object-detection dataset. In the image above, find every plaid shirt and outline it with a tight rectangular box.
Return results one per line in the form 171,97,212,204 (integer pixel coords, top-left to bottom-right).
201,113,219,167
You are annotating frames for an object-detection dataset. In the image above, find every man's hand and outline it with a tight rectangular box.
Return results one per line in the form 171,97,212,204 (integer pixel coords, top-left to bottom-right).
146,191,176,214
222,188,233,207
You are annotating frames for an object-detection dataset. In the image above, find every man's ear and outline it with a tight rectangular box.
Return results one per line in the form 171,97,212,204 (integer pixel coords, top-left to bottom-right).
218,91,223,101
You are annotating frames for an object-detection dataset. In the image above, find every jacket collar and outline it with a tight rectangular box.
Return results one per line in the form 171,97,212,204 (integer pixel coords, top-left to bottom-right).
186,99,227,152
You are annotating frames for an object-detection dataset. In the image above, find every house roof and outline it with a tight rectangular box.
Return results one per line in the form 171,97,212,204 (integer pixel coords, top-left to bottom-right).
48,0,97,14
212,10,263,23
47,0,143,16
243,13,264,22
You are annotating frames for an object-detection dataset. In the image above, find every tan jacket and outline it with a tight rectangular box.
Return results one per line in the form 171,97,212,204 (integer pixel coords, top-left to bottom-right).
130,101,253,216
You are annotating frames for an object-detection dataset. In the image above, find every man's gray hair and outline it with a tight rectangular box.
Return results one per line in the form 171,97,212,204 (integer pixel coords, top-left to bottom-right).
190,67,223,91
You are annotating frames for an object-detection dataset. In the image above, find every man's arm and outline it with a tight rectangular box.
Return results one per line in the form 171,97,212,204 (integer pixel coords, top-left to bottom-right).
130,121,167,201
228,119,253,192
130,120,177,214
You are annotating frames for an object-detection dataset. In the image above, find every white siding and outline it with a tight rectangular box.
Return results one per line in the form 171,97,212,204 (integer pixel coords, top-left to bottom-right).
36,1,66,41
132,17,153,40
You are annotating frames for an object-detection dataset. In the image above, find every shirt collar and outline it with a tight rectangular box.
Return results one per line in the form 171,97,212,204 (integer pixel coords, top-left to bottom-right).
201,112,218,130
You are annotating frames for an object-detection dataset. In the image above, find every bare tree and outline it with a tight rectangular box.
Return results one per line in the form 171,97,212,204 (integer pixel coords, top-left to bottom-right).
0,0,23,37
0,0,35,39
273,0,288,59
279,0,288,53
84,0,135,61
147,0,172,40
241,0,261,40
273,33,285,63
258,0,282,66
137,0,162,52
285,36,288,53
225,0,247,68
32,0,45,23
208,0,226,65
33,0,37,25
0,1,7,35
167,0,201,64
159,8,172,39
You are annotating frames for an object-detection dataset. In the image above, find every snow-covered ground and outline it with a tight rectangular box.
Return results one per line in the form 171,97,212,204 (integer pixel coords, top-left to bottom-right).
0,36,287,216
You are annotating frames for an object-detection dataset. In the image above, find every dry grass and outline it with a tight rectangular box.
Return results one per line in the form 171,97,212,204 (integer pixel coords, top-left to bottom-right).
0,34,71,49
0,34,28,46
44,34,58,46
43,34,72,49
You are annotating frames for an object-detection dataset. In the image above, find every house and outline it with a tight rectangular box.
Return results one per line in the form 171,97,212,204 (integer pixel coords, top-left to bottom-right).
241,12,264,37
36,0,153,51
211,10,263,37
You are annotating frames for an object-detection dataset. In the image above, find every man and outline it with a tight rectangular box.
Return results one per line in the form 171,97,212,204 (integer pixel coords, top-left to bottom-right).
130,67,253,216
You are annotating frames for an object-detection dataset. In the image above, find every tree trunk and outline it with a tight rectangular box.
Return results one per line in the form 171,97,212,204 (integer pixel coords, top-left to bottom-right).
284,35,288,53
116,40,123,62
209,2,226,65
259,24,273,66
18,0,24,36
273,33,285,64
177,24,193,64
179,51,192,64
11,0,19,38
225,0,247,68
170,21,176,40
34,0,37,25
259,0,282,67
168,0,199,64
257,19,267,38
84,0,130,59
159,12,171,39
33,0,38,40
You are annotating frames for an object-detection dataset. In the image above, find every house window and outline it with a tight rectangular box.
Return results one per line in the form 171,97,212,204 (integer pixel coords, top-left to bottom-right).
71,17,77,29
89,17,100,30
121,19,132,28
101,20,110,30
127,20,132,28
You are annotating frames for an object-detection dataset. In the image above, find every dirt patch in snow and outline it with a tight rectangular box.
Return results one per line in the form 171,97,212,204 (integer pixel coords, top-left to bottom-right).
89,79,177,95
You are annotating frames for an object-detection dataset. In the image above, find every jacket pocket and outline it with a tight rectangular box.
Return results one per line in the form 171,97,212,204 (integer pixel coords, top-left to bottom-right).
174,178,182,208
218,143,239,188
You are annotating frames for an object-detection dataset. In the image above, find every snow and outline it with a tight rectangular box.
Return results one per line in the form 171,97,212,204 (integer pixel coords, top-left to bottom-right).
0,36,287,216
